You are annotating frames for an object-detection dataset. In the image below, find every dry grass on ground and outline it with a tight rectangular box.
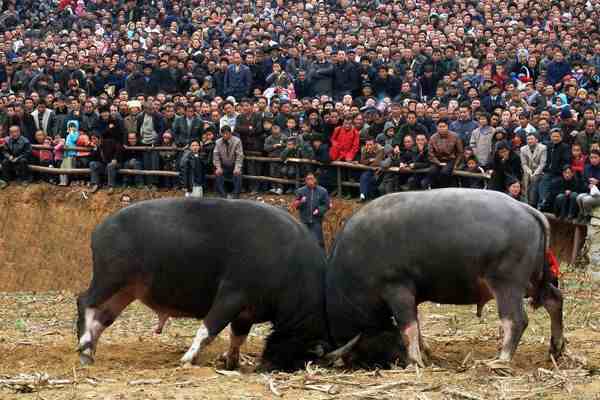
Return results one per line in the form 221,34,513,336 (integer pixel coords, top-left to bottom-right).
1,269,599,400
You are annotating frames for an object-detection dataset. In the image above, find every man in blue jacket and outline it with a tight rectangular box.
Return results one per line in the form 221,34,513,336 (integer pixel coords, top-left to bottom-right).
546,50,572,86
224,52,253,101
292,172,331,248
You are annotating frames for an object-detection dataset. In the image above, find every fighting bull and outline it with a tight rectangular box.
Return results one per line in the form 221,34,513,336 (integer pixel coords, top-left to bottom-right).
76,198,356,371
326,189,564,367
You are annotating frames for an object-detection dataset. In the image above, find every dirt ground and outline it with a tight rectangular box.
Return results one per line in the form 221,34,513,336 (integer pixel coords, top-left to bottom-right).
1,184,599,399
1,269,599,399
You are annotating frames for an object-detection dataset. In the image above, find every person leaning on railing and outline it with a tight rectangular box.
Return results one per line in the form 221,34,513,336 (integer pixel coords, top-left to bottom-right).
1,125,32,187
121,133,144,188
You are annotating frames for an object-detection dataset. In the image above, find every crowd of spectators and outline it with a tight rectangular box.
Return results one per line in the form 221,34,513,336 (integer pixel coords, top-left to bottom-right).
1,0,600,221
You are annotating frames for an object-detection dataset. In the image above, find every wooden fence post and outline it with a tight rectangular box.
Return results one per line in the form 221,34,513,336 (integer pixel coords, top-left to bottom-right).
336,165,342,197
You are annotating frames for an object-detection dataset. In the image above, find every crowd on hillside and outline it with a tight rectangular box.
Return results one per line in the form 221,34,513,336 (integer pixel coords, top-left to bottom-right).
1,0,600,221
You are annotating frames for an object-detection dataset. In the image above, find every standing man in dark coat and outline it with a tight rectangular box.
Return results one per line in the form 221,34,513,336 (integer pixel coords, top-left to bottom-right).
89,106,125,193
538,128,572,210
292,172,331,248
172,105,203,147
333,50,360,100
224,52,253,101
235,98,264,193
308,49,334,97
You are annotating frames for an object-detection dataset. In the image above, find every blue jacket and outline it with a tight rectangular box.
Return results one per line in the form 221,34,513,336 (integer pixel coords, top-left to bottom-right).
583,163,600,192
64,120,80,158
223,64,252,98
546,61,571,85
294,185,330,224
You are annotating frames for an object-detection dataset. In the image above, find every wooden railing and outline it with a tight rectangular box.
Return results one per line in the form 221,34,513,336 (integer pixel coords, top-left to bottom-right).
24,144,491,194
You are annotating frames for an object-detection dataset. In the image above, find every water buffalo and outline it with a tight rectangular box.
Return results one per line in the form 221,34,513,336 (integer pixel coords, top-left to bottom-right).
326,189,564,367
76,198,354,370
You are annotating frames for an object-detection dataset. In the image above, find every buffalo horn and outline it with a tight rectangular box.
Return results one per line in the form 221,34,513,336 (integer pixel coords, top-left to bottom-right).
321,334,361,363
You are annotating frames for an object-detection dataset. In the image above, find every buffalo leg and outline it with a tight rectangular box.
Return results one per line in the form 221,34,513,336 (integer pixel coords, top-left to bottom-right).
153,313,169,335
542,283,565,359
181,290,245,366
384,287,424,367
222,317,253,370
417,315,431,364
494,287,529,362
77,289,134,365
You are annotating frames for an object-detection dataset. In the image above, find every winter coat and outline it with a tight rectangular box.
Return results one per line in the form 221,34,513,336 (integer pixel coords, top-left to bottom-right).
543,142,572,176
469,126,495,167
329,126,359,161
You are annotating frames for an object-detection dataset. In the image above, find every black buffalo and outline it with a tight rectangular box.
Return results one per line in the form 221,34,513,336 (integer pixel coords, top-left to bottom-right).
326,189,564,367
76,198,354,370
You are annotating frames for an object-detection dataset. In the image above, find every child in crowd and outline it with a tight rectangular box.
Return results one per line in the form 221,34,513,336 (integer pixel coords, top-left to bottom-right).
264,124,287,195
159,131,178,188
181,139,206,198
507,179,526,202
570,143,587,175
460,156,486,189
60,120,80,186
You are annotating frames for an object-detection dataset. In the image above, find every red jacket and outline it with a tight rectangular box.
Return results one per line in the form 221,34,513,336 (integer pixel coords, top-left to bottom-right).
329,126,359,161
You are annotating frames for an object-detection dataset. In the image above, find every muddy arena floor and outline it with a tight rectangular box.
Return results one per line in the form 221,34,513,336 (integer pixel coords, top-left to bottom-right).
1,270,599,400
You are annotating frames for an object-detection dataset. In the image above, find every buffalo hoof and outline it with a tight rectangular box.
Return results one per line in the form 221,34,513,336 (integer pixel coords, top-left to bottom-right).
180,352,199,366
486,359,512,376
548,338,566,361
219,352,240,370
79,353,95,366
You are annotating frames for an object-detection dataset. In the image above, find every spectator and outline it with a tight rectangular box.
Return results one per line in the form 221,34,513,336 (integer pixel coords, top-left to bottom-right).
538,129,572,211
575,119,600,155
213,126,243,199
469,113,495,168
407,133,431,190
292,172,330,248
1,125,32,185
506,179,526,203
461,156,486,189
235,98,264,193
450,106,478,144
395,111,429,145
264,124,287,195
329,115,359,162
576,150,600,223
173,105,203,148
520,133,547,206
31,100,55,136
181,139,206,198
121,133,144,188
489,141,523,193
358,137,384,202
553,166,585,221
158,132,179,189
89,108,124,193
224,52,252,101
307,49,334,97
307,134,333,191
427,120,463,188
136,102,164,188
280,137,314,193
571,143,587,176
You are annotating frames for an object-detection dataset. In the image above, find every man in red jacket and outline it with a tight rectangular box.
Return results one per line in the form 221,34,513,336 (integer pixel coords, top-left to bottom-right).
329,115,360,162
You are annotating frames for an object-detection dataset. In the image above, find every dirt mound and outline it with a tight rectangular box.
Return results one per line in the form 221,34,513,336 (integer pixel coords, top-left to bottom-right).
0,184,360,292
0,184,580,292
